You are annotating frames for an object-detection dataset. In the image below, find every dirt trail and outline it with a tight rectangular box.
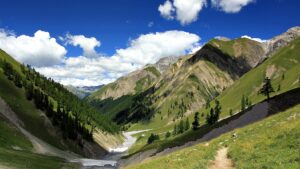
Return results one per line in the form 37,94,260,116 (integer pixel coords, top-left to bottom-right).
156,102,269,156
209,148,234,169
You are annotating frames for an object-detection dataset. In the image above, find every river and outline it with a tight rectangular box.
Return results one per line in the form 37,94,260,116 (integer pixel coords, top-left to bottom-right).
71,130,150,169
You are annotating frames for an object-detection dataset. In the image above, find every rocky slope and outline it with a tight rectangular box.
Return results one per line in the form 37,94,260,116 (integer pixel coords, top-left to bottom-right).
265,26,300,57
89,27,300,129
89,56,177,101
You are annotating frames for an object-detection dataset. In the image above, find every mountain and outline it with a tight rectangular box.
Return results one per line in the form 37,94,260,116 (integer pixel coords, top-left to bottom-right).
89,56,177,101
265,26,300,57
115,29,300,168
86,27,300,164
89,37,266,127
0,49,122,160
87,56,178,120
65,85,103,98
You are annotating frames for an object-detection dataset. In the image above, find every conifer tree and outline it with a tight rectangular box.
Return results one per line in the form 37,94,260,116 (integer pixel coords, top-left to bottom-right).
192,112,200,130
185,118,190,131
259,77,274,100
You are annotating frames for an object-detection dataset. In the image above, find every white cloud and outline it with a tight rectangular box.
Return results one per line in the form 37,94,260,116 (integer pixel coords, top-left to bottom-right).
116,31,200,65
173,0,207,25
61,34,100,57
158,0,207,25
241,35,268,43
37,30,201,86
189,44,203,54
158,0,254,24
211,0,255,13
0,29,66,67
158,0,175,20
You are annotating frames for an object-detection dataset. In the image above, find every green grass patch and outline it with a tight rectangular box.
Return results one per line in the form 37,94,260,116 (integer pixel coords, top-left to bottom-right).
145,66,161,77
125,103,300,169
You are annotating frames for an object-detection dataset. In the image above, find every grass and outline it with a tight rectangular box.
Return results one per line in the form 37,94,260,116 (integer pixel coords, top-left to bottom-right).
135,75,153,93
126,37,300,156
0,148,79,169
0,73,66,150
0,114,78,169
0,115,32,151
208,37,300,118
125,103,300,169
0,50,92,155
144,66,161,77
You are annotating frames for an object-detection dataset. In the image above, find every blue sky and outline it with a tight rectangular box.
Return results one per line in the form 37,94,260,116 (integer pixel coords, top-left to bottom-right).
0,0,299,86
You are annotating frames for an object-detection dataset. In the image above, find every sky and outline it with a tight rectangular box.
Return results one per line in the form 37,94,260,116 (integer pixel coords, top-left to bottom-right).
0,0,299,86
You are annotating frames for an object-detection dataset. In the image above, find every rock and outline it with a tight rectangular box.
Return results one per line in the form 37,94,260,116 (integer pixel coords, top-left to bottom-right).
265,26,300,57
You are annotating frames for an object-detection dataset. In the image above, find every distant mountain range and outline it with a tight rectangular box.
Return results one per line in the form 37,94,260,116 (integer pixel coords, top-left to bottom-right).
65,85,103,98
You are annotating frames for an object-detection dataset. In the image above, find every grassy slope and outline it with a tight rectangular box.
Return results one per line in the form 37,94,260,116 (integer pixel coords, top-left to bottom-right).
0,50,66,149
88,66,161,121
128,38,265,131
126,37,300,156
0,115,78,169
125,103,300,169
207,37,300,117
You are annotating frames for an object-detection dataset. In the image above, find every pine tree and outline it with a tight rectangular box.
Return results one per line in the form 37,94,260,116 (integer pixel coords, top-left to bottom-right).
259,77,274,100
241,95,246,111
185,118,190,131
214,100,221,122
179,120,184,133
173,124,177,135
165,131,171,138
192,112,200,130
147,133,159,144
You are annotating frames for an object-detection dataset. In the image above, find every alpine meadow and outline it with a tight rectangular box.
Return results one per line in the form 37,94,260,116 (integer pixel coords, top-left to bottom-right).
0,0,299,169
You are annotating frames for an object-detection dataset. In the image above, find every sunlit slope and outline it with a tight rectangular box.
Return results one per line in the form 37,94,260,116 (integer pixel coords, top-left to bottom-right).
205,37,300,118
126,38,265,130
125,37,300,156
125,103,300,169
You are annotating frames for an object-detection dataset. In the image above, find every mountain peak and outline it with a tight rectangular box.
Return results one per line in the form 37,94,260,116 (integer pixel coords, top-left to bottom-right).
265,26,300,56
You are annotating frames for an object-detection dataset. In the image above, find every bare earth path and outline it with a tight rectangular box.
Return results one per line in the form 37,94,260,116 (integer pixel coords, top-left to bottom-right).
209,147,234,169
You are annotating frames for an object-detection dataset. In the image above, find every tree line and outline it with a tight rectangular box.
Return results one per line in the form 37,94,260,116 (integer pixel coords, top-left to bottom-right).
0,59,119,146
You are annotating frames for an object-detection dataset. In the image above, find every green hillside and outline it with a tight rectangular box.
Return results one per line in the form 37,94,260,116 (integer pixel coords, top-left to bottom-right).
0,49,120,157
123,37,300,157
125,103,300,169
0,114,78,169
87,38,265,133
206,37,300,119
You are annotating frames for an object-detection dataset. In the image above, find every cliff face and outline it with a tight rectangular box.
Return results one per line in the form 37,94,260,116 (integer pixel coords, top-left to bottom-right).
265,26,300,57
90,26,300,127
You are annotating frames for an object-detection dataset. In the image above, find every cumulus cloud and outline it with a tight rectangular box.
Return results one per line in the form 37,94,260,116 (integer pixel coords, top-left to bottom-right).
37,30,201,86
211,0,255,13
158,0,254,24
158,0,175,20
158,0,207,25
61,34,100,57
241,35,268,43
115,30,200,65
173,0,207,25
36,56,129,86
0,29,66,67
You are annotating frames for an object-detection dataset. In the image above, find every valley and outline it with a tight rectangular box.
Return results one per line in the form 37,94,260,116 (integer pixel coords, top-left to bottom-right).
0,9,299,168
